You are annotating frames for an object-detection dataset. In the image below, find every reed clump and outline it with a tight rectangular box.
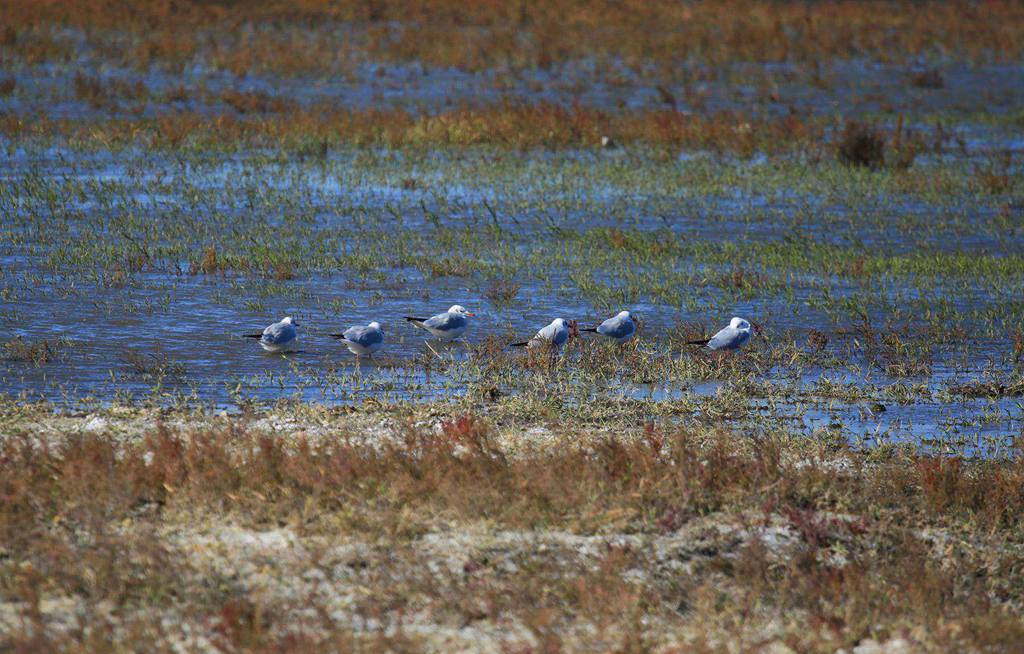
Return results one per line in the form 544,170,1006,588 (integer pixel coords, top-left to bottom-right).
837,120,886,169
1,337,67,365
836,118,930,170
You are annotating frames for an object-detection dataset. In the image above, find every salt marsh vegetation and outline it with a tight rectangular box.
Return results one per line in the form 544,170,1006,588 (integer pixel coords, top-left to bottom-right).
1,2,1023,650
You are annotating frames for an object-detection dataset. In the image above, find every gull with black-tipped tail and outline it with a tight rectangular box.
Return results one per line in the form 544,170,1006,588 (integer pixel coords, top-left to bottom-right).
242,316,299,353
404,305,474,341
581,310,637,344
687,317,759,351
331,321,384,357
511,318,571,350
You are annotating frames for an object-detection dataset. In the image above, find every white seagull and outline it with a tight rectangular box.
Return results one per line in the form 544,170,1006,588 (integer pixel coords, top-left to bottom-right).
243,316,298,352
404,305,474,341
581,310,636,344
687,317,757,351
331,321,385,357
511,318,571,349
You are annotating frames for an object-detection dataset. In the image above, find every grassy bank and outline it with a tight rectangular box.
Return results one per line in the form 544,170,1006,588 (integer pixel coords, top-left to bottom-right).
1,402,1022,651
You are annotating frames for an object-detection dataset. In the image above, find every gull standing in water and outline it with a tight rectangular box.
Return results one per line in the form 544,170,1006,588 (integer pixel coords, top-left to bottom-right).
511,318,571,349
404,305,474,341
331,321,385,357
687,317,757,351
581,310,637,344
243,316,299,352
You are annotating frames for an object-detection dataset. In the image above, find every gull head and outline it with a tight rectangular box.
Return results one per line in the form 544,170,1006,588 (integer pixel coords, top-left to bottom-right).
730,317,751,331
618,310,633,320
282,316,298,327
449,305,475,317
369,321,382,331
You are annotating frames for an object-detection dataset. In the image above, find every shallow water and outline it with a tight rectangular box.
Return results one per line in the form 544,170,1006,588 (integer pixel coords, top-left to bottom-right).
2,151,1021,451
4,55,1022,126
2,57,1023,453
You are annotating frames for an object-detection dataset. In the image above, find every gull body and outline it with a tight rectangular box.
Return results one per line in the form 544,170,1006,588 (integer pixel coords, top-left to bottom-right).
243,316,298,352
332,321,384,356
582,310,636,344
688,317,754,351
404,305,474,341
512,318,571,349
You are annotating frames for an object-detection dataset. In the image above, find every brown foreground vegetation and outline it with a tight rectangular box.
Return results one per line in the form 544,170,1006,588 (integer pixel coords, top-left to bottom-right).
0,103,829,153
2,1,1023,75
4,102,951,162
1,405,1022,651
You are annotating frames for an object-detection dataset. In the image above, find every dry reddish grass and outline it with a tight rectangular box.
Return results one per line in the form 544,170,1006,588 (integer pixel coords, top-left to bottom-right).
0,102,829,153
218,88,296,115
2,1,1023,75
1,411,1023,650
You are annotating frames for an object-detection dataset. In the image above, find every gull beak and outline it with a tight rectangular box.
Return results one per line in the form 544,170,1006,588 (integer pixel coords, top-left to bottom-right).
466,312,476,317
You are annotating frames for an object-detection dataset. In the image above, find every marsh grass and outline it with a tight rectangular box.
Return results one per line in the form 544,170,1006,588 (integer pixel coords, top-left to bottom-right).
292,137,329,162
837,121,886,169
836,118,932,170
483,279,520,306
908,68,946,90
190,246,221,275
1,336,68,366
3,1,1023,77
0,104,832,154
0,409,1022,650
72,71,148,111
122,349,187,379
219,88,296,115
975,152,1016,195
0,9,1021,645
949,379,1024,398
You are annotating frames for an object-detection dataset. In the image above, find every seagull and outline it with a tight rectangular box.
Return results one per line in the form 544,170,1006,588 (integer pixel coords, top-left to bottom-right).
511,318,571,349
243,316,298,352
331,321,384,357
581,310,636,344
404,305,474,341
687,317,757,351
